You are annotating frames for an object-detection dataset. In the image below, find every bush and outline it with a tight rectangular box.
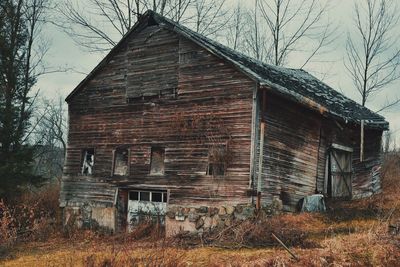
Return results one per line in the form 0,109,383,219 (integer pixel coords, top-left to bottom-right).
173,213,319,249
0,200,17,258
0,184,60,246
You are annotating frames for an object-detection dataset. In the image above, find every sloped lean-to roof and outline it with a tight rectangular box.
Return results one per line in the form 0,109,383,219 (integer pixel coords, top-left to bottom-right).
66,10,388,130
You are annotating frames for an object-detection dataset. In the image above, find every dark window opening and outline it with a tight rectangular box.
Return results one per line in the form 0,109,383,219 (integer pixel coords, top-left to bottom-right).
140,191,150,201
129,191,139,201
81,148,94,175
113,148,129,176
152,192,162,202
150,147,165,175
207,163,225,176
128,190,167,202
207,146,227,176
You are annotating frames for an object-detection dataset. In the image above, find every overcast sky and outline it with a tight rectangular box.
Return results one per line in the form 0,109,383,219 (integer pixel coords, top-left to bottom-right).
34,0,400,146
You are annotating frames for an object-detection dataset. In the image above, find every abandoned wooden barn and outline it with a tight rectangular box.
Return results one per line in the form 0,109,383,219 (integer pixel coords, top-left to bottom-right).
60,10,389,235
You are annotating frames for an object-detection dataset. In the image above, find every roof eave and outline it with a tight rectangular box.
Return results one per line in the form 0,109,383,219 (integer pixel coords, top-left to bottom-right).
259,82,389,130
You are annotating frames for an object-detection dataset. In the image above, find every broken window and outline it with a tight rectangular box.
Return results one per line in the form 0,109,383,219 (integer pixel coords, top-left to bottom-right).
150,147,165,175
207,145,227,176
81,148,94,175
113,148,129,176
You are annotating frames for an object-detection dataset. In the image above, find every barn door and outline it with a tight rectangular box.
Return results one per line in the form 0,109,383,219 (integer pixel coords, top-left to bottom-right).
327,147,352,198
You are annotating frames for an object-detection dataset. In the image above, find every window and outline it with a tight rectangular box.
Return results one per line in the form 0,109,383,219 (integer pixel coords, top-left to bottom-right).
129,191,139,201
113,148,129,176
150,147,165,175
152,192,162,202
128,190,167,202
140,191,150,201
81,149,94,175
207,146,227,176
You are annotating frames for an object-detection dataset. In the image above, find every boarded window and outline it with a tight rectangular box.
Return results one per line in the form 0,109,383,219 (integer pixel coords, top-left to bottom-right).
207,146,227,176
150,147,165,175
113,148,129,176
81,149,95,175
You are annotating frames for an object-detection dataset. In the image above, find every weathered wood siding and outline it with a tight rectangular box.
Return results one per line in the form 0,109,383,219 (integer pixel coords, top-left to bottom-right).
315,122,383,199
256,89,383,210
256,92,321,211
61,25,255,208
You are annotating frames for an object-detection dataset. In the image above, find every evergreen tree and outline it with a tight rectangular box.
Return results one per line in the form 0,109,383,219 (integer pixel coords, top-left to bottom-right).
0,0,44,199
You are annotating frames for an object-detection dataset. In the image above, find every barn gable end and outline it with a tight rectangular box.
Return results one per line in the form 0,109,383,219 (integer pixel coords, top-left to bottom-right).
61,10,388,235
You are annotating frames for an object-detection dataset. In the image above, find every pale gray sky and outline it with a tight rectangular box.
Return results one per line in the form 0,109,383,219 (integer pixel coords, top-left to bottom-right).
34,0,400,145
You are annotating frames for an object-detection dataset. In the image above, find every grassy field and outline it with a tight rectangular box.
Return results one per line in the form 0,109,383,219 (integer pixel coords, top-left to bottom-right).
1,153,399,266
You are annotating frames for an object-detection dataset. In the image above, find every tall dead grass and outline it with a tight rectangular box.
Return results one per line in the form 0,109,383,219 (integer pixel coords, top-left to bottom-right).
0,183,60,258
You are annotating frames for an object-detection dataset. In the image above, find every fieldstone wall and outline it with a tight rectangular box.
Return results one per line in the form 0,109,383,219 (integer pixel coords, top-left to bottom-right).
165,204,255,236
165,197,284,237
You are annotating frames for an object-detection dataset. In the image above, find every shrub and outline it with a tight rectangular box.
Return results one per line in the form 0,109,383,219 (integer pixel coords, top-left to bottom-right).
0,200,17,258
0,184,60,243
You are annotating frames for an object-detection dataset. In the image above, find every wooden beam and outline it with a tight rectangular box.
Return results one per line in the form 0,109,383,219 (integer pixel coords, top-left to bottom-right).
257,122,265,193
360,120,364,162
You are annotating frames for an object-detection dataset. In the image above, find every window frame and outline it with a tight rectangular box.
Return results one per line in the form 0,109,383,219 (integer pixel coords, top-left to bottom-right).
128,189,168,203
81,148,95,175
111,147,131,176
149,147,165,175
206,145,228,177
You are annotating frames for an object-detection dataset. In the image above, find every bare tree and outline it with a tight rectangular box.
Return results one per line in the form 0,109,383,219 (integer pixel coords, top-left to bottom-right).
257,0,335,67
56,0,229,53
31,96,67,181
189,0,229,37
345,0,400,108
240,0,270,62
225,2,245,50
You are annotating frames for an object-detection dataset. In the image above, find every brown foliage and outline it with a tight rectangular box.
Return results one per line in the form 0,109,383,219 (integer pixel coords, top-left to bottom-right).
0,184,60,258
174,213,320,249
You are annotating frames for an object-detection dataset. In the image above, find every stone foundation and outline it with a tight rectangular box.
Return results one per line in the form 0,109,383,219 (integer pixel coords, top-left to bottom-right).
165,204,256,237
165,197,284,237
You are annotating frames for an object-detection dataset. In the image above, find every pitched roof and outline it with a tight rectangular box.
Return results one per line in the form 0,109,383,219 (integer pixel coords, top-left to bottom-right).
66,10,388,130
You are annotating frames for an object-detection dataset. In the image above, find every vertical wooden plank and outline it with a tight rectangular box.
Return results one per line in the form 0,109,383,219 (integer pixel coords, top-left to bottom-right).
127,148,131,176
249,83,258,197
360,120,364,162
111,149,115,176
257,122,265,193
324,154,329,195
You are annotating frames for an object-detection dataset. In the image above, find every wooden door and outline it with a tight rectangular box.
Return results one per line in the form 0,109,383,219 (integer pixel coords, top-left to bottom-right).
329,148,352,198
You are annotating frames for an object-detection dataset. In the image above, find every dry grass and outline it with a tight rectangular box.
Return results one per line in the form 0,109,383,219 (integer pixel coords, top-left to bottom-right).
1,153,400,266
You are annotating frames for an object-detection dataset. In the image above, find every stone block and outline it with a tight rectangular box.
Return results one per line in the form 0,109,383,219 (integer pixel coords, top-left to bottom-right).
195,218,204,229
225,206,235,215
166,211,175,219
218,206,226,215
209,207,219,216
188,213,200,222
196,206,208,214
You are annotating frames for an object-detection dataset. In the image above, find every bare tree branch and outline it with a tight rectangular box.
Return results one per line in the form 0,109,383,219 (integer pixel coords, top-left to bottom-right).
345,0,400,107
